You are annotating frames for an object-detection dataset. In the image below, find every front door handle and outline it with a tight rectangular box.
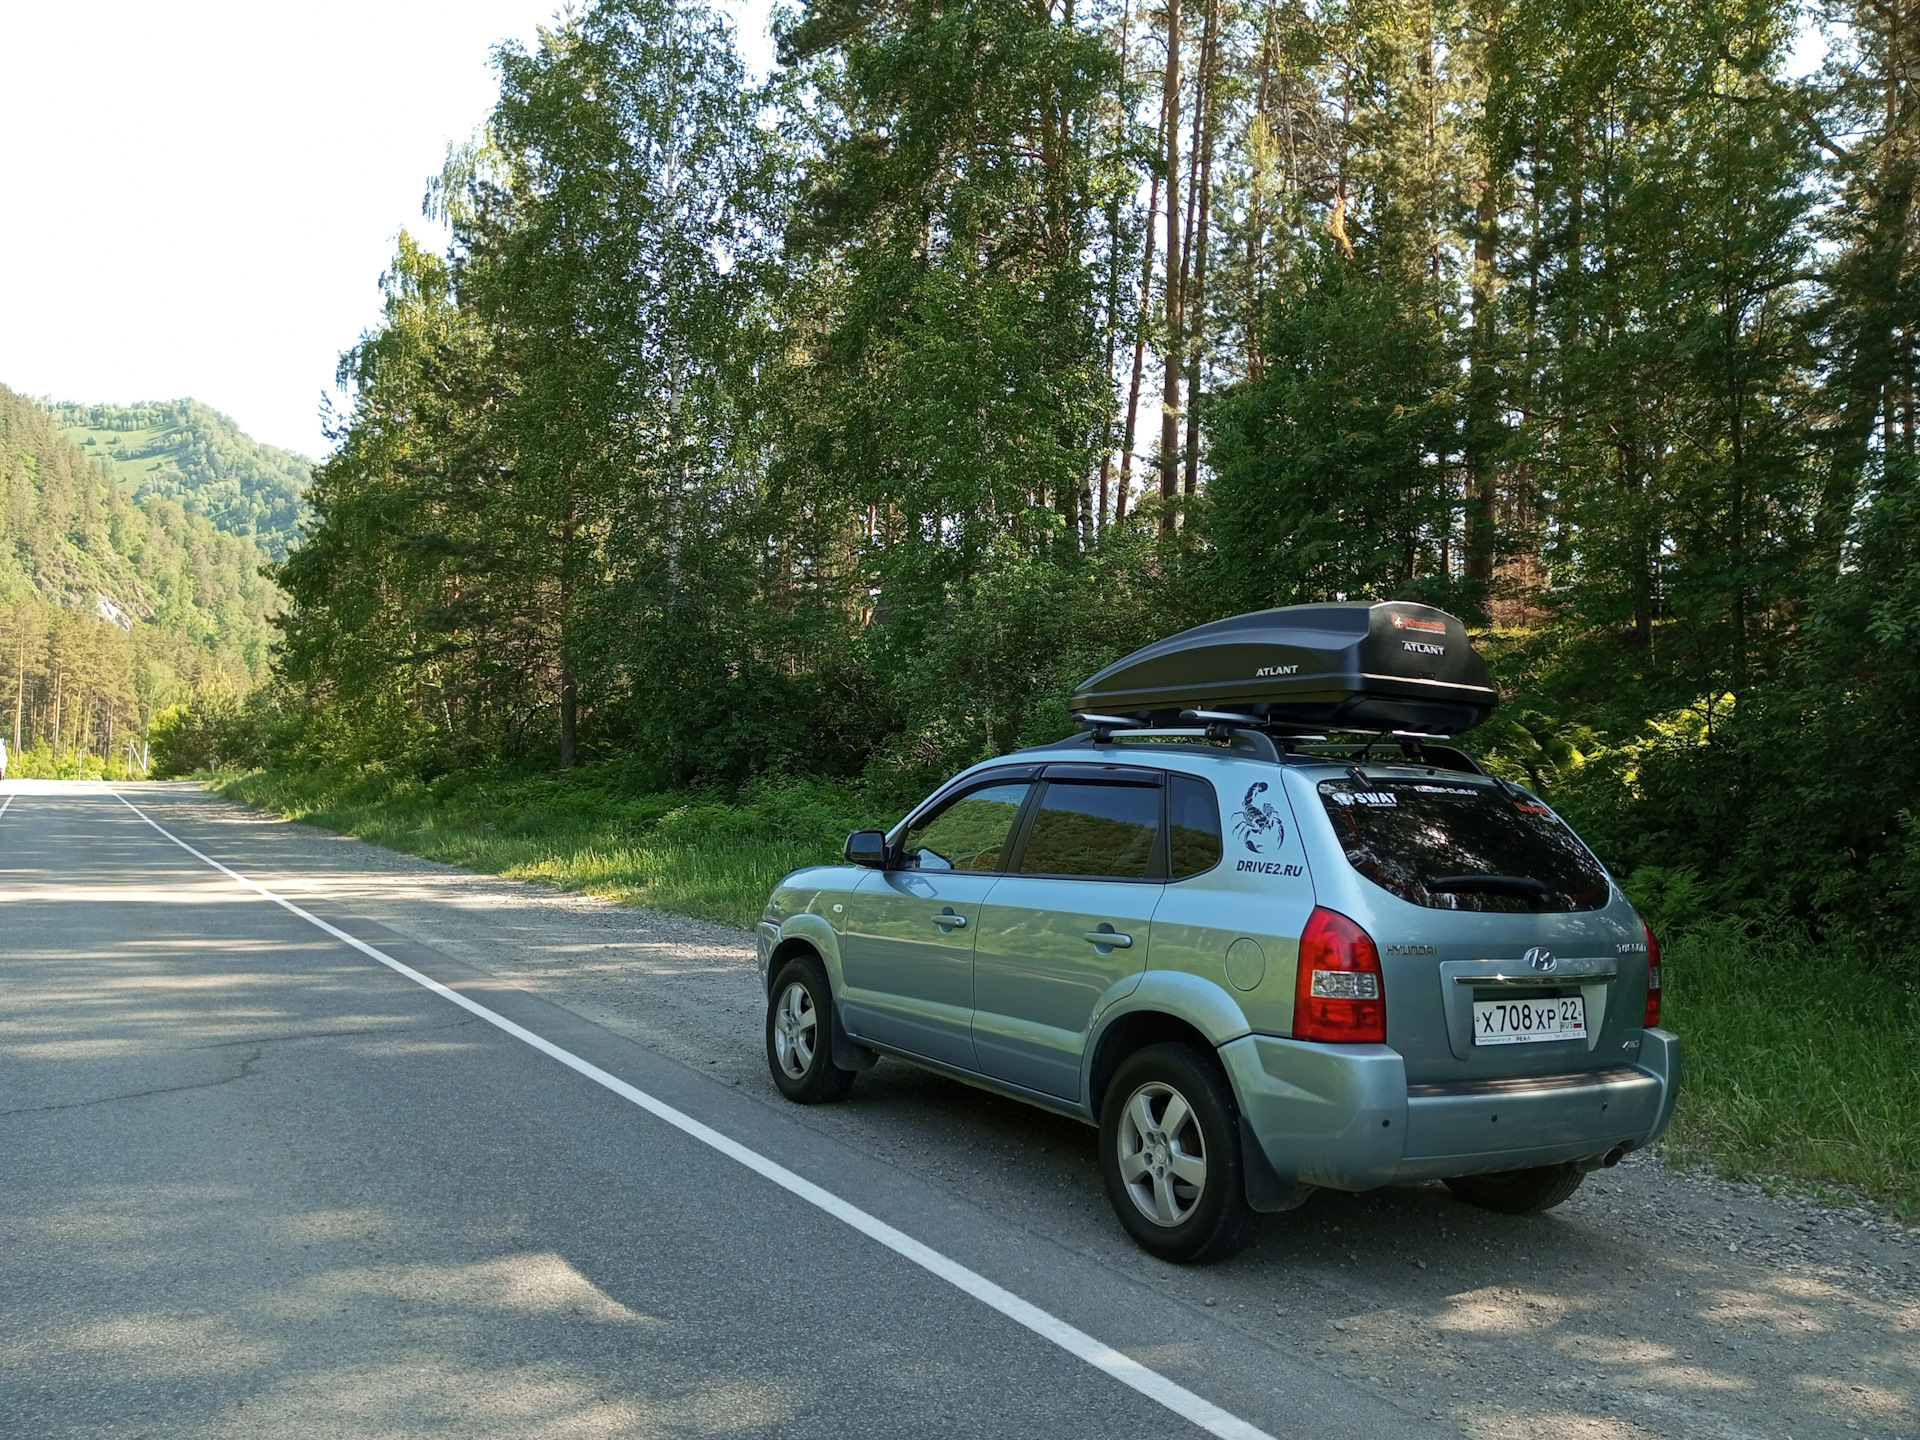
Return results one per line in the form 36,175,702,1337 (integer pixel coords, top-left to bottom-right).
1084,928,1133,949
932,909,968,930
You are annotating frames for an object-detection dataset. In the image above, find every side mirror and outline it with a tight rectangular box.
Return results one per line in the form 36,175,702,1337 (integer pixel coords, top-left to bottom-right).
844,830,889,869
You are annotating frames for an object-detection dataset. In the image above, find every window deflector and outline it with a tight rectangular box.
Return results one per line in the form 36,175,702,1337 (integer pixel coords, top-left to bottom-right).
893,774,1040,876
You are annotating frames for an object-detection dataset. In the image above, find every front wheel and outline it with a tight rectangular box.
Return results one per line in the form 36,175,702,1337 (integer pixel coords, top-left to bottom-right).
1444,1163,1584,1214
765,957,858,1104
1099,1043,1259,1264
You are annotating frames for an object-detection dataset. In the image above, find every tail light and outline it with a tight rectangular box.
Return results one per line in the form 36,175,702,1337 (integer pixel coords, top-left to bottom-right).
1643,922,1662,1028
1294,907,1386,1043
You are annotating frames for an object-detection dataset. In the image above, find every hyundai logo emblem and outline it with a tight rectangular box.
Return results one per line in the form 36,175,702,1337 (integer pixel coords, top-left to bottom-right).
1525,947,1557,973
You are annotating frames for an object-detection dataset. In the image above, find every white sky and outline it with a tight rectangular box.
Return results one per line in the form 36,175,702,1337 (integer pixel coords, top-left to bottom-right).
0,0,776,460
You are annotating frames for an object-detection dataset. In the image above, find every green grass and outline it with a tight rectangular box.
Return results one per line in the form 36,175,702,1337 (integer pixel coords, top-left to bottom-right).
218,762,1920,1220
219,762,890,930
1658,925,1920,1219
59,421,179,492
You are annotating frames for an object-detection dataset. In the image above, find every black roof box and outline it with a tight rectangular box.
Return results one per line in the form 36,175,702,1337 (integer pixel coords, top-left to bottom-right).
1071,601,1498,735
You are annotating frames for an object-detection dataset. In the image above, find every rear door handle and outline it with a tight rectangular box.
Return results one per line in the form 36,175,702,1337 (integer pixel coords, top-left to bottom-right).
1084,929,1133,949
932,910,968,930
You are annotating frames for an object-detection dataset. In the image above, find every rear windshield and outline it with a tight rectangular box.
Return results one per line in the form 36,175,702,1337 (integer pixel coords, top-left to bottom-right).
1316,776,1610,912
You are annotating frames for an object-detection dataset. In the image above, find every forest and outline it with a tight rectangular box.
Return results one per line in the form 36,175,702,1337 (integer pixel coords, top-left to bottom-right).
243,0,1920,964
0,386,281,777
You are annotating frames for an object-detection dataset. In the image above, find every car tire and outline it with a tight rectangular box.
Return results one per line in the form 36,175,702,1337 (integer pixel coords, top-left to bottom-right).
1444,1163,1585,1214
766,956,858,1105
1099,1043,1260,1265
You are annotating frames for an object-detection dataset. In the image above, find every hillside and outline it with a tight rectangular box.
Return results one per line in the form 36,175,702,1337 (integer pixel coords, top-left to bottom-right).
1,385,282,775
51,398,310,560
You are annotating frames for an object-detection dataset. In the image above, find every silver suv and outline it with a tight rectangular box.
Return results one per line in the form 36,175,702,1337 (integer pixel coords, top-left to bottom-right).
757,603,1679,1263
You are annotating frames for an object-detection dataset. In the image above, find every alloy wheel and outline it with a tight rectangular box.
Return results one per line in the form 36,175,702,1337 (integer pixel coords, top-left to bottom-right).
1115,1080,1208,1226
772,980,818,1079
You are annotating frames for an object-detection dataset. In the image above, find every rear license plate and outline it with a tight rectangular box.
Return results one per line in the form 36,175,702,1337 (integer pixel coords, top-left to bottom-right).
1472,995,1586,1045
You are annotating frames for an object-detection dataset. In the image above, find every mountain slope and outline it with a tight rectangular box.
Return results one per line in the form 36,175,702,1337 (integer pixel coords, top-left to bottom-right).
51,398,310,560
1,384,280,679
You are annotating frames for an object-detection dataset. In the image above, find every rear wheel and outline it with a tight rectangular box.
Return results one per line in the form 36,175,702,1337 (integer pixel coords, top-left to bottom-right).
765,956,857,1104
1099,1043,1259,1264
1444,1163,1584,1214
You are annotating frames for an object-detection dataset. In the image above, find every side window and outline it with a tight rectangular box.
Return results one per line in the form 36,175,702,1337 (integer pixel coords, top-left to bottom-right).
1018,781,1161,879
901,783,1031,872
1168,774,1223,878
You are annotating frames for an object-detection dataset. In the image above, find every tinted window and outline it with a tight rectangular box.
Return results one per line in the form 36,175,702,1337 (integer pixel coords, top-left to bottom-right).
1318,777,1609,912
902,782,1031,871
1019,781,1160,879
1168,774,1223,878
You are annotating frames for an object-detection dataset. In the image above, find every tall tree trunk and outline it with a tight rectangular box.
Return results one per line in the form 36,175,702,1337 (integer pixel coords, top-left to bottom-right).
1097,0,1137,529
1157,0,1184,531
558,499,577,769
558,666,578,766
1727,288,1748,693
1182,0,1219,499
11,631,23,756
1465,170,1500,589
1119,93,1168,522
1330,51,1354,260
1244,0,1280,383
1629,441,1654,650
1903,321,1916,460
1042,0,1077,262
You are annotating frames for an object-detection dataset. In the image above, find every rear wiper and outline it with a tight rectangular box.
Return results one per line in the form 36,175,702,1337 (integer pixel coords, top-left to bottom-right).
1428,874,1551,902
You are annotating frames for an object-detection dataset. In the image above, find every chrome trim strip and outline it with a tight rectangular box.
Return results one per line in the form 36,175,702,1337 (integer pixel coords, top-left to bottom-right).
1453,969,1618,986
1407,1065,1649,1098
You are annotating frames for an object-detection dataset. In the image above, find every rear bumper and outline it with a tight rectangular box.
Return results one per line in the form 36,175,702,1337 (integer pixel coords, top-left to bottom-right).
1220,1028,1681,1191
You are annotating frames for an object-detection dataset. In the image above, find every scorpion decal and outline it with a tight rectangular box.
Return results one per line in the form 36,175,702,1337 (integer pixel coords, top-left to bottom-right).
1234,781,1284,853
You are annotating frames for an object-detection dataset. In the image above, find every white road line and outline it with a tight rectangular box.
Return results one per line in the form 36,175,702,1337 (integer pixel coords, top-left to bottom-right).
107,787,1275,1440
0,793,13,818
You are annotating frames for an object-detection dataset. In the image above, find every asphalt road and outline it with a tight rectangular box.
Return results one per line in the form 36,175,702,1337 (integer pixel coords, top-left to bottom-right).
3,783,1915,1440
0,782,1442,1440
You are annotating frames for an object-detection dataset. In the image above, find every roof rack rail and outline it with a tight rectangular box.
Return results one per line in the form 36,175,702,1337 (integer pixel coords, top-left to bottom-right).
1072,713,1146,739
1043,711,1491,777
1035,722,1490,775
1060,712,1287,763
1182,709,1328,742
1302,731,1489,776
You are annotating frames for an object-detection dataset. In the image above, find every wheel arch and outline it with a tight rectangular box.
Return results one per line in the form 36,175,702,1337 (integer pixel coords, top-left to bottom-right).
1087,1011,1216,1117
766,914,842,995
1085,972,1253,1116
765,928,876,1073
